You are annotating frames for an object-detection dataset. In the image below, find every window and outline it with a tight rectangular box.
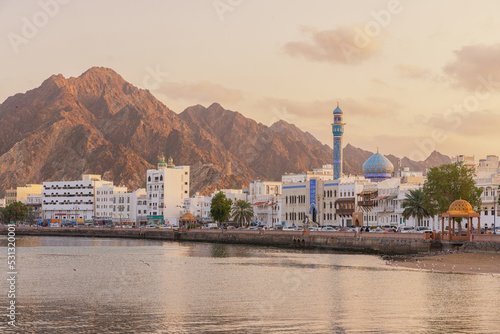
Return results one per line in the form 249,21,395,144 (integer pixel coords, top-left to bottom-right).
148,176,151,182
485,208,488,215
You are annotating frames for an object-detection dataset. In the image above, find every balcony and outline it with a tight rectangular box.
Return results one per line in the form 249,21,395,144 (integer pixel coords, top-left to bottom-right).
336,208,354,216
482,196,496,203
358,200,374,207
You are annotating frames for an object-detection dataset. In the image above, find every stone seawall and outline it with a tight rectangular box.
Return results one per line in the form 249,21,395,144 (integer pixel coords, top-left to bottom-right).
1,227,442,254
179,230,435,254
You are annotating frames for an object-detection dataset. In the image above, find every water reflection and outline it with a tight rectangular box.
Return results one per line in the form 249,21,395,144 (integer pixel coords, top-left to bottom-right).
0,236,499,333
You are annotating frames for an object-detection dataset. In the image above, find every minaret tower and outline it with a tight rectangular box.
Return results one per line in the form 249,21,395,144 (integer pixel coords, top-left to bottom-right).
332,102,345,180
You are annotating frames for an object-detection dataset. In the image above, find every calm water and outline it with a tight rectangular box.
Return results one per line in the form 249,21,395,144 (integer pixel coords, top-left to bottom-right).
0,236,499,333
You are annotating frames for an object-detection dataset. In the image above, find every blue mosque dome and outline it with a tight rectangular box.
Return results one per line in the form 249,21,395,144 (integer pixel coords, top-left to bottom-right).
362,149,394,181
333,101,343,114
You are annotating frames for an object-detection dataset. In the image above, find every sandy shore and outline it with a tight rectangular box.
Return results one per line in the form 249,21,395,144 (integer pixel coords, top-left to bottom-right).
387,252,500,274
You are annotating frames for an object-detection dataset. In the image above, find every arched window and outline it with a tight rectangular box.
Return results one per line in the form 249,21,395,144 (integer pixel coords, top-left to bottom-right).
160,175,163,181
148,176,151,182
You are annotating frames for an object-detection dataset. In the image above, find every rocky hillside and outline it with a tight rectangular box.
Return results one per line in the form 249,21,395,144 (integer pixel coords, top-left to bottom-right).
0,67,450,197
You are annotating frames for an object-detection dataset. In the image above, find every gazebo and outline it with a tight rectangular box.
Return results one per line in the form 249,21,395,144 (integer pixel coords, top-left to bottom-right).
179,212,197,230
440,199,480,241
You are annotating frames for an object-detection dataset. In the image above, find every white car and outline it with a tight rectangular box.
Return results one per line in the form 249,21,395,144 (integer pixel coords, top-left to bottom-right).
283,226,297,231
400,226,415,233
415,226,432,233
321,226,335,231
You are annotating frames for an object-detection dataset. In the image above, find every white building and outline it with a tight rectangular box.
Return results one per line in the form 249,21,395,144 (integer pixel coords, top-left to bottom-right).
281,165,334,183
26,194,43,221
112,188,146,225
0,198,6,208
146,156,190,225
248,180,282,227
136,190,148,226
183,193,212,222
453,154,500,230
42,174,106,223
95,184,127,221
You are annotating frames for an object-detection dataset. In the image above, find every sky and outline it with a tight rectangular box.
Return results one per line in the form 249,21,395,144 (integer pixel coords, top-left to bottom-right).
1,0,500,161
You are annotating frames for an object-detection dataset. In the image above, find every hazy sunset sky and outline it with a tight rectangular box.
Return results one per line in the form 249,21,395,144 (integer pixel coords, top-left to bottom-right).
2,0,500,160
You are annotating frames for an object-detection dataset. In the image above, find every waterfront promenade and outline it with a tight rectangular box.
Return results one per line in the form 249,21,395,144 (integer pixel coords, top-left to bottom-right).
3,226,500,254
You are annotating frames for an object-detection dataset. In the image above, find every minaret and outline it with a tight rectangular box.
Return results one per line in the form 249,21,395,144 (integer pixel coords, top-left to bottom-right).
332,101,345,180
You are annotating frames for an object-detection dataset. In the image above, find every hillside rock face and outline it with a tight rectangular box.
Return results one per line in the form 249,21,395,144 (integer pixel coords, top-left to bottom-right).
0,67,450,197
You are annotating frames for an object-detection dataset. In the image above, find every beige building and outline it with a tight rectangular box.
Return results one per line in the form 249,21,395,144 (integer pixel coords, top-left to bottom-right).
5,184,43,205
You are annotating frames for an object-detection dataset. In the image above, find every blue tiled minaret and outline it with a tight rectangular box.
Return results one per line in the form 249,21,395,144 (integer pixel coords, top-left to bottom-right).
332,102,345,180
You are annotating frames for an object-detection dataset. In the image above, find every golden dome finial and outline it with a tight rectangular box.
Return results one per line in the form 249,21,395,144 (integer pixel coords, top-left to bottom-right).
337,101,339,108
377,147,379,153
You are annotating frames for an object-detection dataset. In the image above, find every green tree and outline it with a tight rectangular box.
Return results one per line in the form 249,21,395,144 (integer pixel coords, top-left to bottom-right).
401,189,431,227
210,192,232,228
423,162,482,216
2,201,29,224
231,200,254,227
0,208,5,224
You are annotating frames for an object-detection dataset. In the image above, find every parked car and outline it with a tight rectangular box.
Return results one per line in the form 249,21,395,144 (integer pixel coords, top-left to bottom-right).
308,226,319,231
321,226,335,231
415,226,432,233
400,226,415,233
369,227,384,233
145,224,159,228
283,226,297,231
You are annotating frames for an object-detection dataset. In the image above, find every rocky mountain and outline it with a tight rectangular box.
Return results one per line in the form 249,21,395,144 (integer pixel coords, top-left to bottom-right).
0,67,450,197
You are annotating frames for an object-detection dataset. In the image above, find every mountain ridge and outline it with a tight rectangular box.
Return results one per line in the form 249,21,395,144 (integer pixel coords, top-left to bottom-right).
0,67,451,197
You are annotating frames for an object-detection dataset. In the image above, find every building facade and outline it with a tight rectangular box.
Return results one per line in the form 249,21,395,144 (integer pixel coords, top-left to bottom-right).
42,175,104,222
111,188,146,224
5,184,43,205
95,184,127,221
146,156,190,225
248,180,282,227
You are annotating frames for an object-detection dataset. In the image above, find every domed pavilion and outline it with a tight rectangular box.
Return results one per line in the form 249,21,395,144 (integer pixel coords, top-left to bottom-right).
179,212,197,229
362,148,394,181
440,199,480,241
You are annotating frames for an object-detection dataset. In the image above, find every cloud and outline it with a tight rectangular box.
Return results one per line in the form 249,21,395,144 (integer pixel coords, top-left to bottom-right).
283,25,383,65
443,44,500,91
255,96,399,126
372,77,390,87
396,63,432,80
425,109,500,137
156,80,244,105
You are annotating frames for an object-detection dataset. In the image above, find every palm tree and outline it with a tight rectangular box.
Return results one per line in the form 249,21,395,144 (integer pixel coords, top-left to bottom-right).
231,200,254,227
402,189,431,227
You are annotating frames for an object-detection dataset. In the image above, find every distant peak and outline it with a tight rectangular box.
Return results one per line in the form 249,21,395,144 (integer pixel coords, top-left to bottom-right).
81,66,119,77
271,119,290,126
40,74,67,89
207,102,224,111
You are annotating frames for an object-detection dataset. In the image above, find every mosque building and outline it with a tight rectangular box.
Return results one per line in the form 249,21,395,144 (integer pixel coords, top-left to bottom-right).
362,148,394,182
281,102,430,228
